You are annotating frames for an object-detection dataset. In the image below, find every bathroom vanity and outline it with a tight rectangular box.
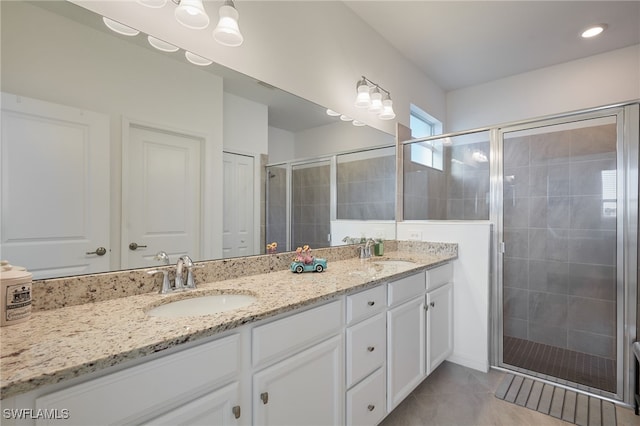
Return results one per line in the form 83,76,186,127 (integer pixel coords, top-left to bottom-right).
0,246,455,426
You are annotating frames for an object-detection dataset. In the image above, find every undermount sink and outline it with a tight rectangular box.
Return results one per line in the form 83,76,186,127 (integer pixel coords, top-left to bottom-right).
147,294,257,318
372,260,417,267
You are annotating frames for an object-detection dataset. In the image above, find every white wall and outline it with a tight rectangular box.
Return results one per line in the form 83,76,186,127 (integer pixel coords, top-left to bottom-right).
2,1,225,263
267,127,296,164
72,0,446,136
397,222,492,373
223,92,268,155
447,45,640,131
294,121,395,159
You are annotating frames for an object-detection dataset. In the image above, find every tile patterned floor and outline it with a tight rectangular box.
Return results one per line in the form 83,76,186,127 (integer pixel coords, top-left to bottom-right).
503,336,617,393
378,362,638,426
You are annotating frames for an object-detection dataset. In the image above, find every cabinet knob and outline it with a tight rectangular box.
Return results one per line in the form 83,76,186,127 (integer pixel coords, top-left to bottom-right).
260,392,269,404
367,404,375,412
430,301,435,308
367,301,375,306
232,405,241,419
367,346,375,352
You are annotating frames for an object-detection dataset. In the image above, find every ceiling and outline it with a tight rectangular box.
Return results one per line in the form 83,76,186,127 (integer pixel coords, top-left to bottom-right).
344,1,640,91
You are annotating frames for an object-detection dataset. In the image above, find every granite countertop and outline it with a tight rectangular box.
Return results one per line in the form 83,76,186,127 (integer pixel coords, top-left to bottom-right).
0,251,455,399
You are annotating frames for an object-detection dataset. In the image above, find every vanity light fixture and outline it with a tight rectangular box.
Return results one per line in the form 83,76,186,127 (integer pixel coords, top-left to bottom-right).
354,76,396,120
148,36,179,52
102,17,140,36
581,24,607,38
185,51,213,66
213,0,244,47
174,0,210,29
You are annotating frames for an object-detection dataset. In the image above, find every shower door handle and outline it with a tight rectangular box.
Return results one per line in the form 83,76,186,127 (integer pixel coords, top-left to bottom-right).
499,242,505,254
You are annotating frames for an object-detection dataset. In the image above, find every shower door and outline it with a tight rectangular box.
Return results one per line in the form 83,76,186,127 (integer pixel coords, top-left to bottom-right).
291,160,331,250
498,110,625,398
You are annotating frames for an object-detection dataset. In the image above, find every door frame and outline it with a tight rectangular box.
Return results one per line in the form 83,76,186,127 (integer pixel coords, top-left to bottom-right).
490,103,639,404
121,117,210,267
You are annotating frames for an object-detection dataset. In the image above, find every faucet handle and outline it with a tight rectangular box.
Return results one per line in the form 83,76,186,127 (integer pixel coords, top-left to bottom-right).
147,269,172,294
185,263,204,289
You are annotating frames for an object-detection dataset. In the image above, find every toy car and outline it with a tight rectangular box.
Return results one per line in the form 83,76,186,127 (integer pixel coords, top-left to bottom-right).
290,258,327,273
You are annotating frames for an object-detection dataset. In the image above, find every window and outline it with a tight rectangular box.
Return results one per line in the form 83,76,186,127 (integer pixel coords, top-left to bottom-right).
409,104,444,171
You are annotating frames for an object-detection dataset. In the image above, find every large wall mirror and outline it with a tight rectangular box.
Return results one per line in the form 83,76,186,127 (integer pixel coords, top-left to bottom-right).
1,0,395,280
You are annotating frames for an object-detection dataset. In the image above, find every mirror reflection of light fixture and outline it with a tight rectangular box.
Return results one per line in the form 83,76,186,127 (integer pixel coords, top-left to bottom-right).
352,120,366,127
355,76,395,120
148,36,179,52
103,17,140,36
326,109,341,117
340,115,353,122
213,0,244,47
174,0,210,29
185,51,213,66
137,0,168,8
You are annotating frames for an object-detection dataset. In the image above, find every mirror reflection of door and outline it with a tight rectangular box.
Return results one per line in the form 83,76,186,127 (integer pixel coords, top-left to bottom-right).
1,93,110,279
122,123,202,269
222,152,255,258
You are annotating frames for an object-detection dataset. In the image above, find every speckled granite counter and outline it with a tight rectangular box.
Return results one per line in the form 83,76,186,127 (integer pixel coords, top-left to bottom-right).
0,249,456,399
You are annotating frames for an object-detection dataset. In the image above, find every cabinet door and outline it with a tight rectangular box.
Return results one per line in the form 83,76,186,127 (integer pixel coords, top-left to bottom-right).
386,296,425,412
142,382,241,426
253,335,343,426
426,282,453,375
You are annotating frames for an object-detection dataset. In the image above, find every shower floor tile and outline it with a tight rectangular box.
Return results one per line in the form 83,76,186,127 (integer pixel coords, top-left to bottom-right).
503,336,616,393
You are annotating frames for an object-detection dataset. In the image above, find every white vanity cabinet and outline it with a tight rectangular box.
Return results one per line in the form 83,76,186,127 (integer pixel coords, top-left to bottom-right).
386,272,426,412
425,263,454,375
345,285,387,426
33,334,242,426
252,299,344,426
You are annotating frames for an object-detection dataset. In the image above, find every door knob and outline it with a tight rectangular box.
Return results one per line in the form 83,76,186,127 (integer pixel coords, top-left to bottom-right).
129,242,147,251
86,247,107,256
260,392,269,404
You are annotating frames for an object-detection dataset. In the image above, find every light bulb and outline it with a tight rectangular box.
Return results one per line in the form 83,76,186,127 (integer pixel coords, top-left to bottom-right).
213,2,243,47
378,99,396,120
368,87,383,114
175,0,210,29
354,79,371,108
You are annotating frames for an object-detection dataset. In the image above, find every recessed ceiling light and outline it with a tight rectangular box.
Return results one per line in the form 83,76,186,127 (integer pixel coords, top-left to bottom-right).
103,17,140,36
581,24,607,38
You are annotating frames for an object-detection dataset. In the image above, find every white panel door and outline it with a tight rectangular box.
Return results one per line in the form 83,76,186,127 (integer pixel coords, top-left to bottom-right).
1,93,110,279
123,124,202,269
222,152,254,258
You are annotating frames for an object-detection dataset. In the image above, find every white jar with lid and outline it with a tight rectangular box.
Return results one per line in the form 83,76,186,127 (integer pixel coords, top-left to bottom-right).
1,269,32,326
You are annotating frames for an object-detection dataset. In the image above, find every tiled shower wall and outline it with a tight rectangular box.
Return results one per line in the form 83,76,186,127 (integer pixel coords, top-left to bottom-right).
266,166,287,252
403,138,491,220
337,154,395,220
503,123,617,359
292,163,331,249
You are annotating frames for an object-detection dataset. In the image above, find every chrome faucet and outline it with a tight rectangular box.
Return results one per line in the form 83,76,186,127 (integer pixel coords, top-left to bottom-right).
175,255,196,290
147,255,200,294
358,238,376,259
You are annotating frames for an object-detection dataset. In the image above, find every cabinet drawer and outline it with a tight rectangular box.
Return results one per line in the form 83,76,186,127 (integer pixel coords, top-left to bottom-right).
346,284,386,325
35,334,240,425
346,367,386,426
426,262,452,291
387,271,425,307
252,299,343,367
346,313,386,387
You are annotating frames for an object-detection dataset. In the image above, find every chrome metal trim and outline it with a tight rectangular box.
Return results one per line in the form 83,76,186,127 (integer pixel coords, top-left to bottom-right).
265,144,395,168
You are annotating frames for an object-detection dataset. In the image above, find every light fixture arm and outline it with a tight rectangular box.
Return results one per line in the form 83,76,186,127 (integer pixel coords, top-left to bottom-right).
358,75,392,98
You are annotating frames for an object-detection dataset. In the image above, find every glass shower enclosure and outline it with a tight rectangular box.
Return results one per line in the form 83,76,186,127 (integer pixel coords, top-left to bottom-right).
496,105,638,401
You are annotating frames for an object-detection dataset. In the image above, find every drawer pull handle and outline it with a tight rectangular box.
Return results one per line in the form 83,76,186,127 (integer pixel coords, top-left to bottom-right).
367,346,375,352
232,405,241,419
367,301,375,306
260,392,269,404
367,404,375,412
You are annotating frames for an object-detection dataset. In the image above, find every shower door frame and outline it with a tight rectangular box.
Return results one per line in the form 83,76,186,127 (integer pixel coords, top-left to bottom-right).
491,102,638,405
